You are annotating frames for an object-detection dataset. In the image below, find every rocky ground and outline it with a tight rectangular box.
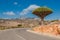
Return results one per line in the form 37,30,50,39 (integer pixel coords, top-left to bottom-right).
33,24,60,36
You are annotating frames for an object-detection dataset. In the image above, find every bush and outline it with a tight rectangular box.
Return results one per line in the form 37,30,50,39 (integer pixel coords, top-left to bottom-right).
18,24,22,26
17,24,22,28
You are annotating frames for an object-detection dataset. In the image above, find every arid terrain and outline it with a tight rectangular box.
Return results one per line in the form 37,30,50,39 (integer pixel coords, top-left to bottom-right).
0,18,60,29
0,18,40,29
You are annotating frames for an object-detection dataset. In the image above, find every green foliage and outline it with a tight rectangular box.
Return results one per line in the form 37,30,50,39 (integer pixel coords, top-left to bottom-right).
32,7,53,18
18,24,22,27
50,20,59,22
33,7,53,12
0,26,6,30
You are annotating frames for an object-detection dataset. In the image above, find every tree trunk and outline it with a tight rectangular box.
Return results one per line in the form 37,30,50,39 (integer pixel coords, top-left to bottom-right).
41,18,44,25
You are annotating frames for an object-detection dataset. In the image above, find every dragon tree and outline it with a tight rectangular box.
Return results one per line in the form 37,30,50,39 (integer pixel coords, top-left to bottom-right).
32,7,53,25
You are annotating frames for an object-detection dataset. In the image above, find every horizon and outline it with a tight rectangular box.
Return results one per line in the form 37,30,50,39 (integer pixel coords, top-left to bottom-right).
0,0,60,20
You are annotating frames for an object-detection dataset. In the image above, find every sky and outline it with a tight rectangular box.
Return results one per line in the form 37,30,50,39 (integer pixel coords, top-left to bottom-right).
0,0,60,20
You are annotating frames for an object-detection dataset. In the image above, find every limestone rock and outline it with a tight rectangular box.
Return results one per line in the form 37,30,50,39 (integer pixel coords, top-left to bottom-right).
33,24,60,35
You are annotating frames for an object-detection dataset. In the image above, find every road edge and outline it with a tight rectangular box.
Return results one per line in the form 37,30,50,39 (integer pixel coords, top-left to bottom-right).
27,30,60,39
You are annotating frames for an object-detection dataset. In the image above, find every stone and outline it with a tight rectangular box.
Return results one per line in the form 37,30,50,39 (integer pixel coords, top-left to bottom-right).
33,24,60,35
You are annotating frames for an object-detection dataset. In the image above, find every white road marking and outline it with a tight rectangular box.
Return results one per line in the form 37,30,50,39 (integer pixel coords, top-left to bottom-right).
15,32,26,40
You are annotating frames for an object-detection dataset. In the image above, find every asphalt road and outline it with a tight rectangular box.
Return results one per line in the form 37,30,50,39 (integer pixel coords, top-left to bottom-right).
0,28,60,40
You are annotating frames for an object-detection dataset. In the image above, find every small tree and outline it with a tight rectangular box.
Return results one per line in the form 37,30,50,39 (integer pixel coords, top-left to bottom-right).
32,7,53,25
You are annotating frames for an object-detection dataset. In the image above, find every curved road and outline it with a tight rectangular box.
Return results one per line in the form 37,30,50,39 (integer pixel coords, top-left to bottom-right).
0,28,60,40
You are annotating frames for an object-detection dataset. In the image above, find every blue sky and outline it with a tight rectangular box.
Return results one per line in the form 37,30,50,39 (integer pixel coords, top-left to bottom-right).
0,0,60,20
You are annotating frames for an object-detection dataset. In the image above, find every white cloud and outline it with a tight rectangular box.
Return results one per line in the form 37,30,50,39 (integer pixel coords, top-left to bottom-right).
14,2,18,5
3,11,15,16
20,5,40,15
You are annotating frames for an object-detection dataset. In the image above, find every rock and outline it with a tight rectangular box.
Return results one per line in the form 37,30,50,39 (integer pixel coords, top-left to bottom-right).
33,24,60,35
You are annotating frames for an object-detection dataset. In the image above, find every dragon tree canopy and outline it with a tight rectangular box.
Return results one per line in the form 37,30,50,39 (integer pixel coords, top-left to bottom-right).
32,6,53,19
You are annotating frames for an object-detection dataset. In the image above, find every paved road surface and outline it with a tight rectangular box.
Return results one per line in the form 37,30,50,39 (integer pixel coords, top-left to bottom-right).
0,28,60,40
0,29,25,40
